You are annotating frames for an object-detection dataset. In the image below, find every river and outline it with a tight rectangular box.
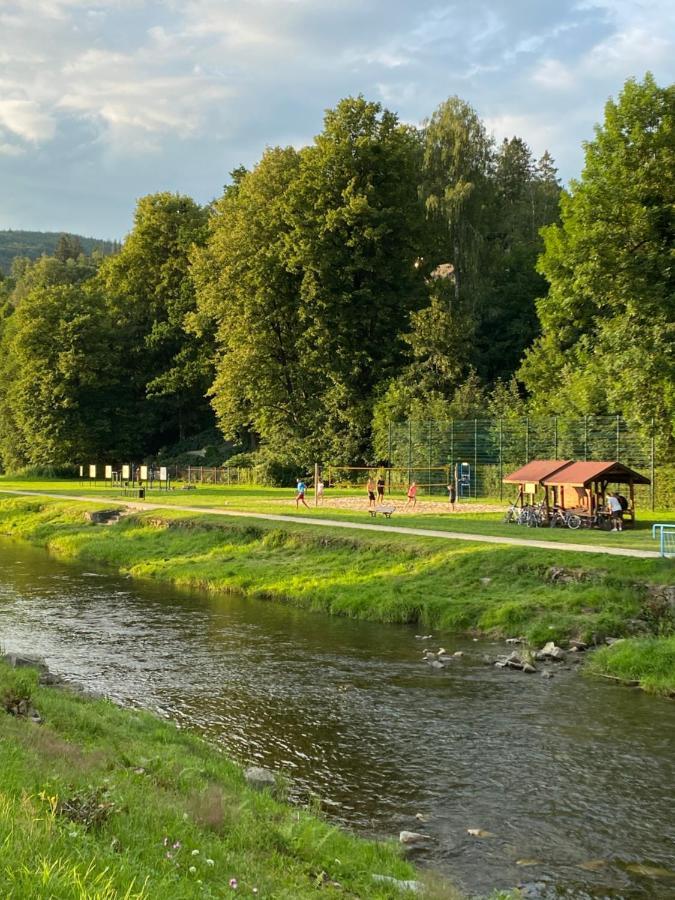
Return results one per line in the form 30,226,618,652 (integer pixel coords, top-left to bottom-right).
0,537,673,898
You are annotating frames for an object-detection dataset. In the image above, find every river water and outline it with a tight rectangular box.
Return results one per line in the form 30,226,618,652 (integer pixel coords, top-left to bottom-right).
0,537,673,898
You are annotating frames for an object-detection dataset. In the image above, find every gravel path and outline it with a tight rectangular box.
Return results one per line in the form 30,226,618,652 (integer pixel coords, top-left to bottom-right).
0,489,661,559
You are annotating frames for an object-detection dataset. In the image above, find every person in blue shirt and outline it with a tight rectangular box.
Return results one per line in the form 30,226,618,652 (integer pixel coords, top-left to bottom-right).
295,479,309,509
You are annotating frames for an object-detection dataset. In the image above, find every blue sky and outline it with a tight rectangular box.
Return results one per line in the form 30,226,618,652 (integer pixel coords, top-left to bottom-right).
1,0,672,239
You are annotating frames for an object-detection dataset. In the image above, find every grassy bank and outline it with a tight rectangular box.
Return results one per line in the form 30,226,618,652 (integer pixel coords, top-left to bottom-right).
0,659,454,899
0,495,673,695
2,478,674,552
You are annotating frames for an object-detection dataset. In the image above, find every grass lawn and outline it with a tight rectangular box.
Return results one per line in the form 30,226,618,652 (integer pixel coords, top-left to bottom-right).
0,660,455,899
1,478,673,553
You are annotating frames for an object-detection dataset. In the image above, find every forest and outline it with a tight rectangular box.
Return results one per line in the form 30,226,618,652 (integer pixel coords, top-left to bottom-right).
0,74,672,475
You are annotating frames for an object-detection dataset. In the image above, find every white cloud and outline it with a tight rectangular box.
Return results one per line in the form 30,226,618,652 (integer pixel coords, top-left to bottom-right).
0,99,55,142
533,58,576,90
0,0,673,235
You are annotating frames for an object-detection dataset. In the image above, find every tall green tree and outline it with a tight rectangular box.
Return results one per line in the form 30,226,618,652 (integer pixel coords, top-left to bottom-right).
421,96,494,316
285,96,426,461
98,193,211,448
520,74,675,440
192,149,313,459
0,280,131,469
474,138,561,381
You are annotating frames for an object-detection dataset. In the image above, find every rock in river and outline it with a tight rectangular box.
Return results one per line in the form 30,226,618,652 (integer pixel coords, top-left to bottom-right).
399,831,429,844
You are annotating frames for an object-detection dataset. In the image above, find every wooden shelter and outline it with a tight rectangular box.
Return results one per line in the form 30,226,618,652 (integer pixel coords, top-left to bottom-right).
503,460,573,514
542,461,650,527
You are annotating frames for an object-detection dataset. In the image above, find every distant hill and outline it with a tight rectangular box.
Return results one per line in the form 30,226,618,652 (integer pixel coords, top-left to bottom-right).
0,230,119,274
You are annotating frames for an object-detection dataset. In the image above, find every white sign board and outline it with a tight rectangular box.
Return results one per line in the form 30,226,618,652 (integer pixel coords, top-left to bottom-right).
159,467,168,482
89,464,97,479
140,465,149,481
122,464,131,480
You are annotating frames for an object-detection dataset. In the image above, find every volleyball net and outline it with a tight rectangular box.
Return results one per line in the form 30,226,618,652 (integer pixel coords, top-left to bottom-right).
324,465,451,494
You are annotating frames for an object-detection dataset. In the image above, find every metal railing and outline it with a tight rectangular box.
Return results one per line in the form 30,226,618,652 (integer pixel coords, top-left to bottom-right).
652,524,675,558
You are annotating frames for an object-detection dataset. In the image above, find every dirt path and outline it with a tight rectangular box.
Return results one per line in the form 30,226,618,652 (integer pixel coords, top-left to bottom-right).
0,489,662,559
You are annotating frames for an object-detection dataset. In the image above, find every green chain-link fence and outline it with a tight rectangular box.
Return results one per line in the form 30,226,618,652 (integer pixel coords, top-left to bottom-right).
384,417,669,508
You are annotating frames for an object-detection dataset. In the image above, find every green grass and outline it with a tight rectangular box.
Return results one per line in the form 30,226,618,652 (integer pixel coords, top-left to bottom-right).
586,636,675,696
1,494,672,648
0,659,456,899
1,477,673,551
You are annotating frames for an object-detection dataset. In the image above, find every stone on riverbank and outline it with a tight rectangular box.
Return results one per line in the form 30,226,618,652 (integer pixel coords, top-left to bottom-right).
538,642,566,660
373,873,425,892
244,766,276,791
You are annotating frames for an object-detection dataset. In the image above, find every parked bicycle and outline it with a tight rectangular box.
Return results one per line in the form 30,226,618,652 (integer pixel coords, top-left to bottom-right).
549,506,582,530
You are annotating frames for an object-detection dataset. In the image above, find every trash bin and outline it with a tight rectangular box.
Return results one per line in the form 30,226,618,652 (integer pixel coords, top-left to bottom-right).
138,488,145,499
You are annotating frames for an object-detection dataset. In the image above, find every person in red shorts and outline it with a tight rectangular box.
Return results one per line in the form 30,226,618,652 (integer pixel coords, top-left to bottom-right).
295,479,309,509
405,481,418,509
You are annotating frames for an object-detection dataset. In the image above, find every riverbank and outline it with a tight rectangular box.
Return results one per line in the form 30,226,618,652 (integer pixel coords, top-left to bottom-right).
0,656,456,899
0,495,673,696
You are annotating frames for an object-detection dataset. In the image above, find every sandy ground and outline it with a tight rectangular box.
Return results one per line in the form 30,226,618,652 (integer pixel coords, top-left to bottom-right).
272,496,504,514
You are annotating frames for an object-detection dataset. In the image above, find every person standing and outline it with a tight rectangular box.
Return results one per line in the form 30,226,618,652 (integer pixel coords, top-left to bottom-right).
447,481,456,511
366,475,377,509
607,492,623,532
376,475,385,502
405,481,418,509
295,478,309,509
316,478,325,504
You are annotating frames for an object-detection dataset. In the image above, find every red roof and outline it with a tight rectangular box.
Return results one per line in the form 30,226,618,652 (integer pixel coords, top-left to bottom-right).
503,460,572,484
543,461,651,486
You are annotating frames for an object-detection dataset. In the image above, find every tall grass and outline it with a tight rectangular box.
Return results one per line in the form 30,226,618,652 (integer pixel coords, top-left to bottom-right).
0,659,455,899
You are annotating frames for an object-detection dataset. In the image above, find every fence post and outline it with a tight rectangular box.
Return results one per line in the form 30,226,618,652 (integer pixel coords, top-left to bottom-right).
525,416,530,463
407,419,412,486
474,418,478,499
388,420,393,468
314,462,319,507
554,415,558,459
651,418,655,511
428,421,433,495
616,414,620,460
450,419,454,485
499,417,503,501
584,416,588,461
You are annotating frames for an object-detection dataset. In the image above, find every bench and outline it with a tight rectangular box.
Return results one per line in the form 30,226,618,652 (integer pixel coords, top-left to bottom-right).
369,504,396,519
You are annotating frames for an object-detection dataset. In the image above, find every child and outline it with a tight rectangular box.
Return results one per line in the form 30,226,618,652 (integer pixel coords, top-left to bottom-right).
447,482,456,511
366,476,376,508
405,481,418,509
316,479,325,504
295,479,309,509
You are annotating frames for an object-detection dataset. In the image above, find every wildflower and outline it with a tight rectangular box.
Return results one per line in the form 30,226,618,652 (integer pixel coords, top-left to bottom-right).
252,889,258,895
163,837,169,847
69,831,78,838
173,841,181,849
229,878,238,889
206,858,215,866
165,852,173,860
191,849,200,856
189,865,197,874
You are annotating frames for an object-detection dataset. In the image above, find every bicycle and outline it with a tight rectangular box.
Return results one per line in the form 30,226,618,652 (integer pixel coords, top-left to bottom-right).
549,507,582,530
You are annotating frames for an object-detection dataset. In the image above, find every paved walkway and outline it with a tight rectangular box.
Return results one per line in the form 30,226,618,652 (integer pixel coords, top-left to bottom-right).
0,488,662,559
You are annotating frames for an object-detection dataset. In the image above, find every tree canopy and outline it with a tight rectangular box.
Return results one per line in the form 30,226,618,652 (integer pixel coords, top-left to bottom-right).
0,75,671,474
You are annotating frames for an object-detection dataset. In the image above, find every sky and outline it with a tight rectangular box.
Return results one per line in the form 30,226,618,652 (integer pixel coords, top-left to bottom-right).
0,0,673,239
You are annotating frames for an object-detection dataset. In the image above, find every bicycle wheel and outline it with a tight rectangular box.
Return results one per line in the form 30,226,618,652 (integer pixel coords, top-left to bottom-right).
566,515,582,530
